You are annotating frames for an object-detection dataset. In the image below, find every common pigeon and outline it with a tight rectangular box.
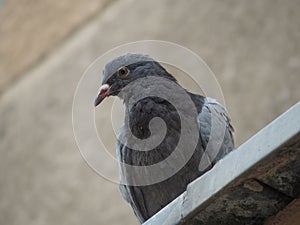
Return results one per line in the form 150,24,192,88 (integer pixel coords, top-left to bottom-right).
95,53,234,224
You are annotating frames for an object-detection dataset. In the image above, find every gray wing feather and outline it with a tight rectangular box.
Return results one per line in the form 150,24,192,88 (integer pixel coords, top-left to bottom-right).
197,97,234,171
116,140,148,224
116,140,128,199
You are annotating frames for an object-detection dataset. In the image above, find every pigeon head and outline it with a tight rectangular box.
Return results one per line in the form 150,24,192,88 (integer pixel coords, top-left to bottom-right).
94,53,177,106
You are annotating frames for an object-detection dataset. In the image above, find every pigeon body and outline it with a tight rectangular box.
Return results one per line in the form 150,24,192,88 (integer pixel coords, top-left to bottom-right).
95,54,234,223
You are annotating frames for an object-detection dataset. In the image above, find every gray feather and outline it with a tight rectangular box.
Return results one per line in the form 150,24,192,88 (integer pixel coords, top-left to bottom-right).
197,97,234,171
102,53,153,83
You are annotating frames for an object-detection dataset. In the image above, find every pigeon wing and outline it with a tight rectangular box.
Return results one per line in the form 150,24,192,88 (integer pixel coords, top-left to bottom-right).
116,140,149,223
197,97,234,171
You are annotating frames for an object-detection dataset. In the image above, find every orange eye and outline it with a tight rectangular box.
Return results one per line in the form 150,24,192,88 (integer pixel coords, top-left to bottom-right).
117,66,129,78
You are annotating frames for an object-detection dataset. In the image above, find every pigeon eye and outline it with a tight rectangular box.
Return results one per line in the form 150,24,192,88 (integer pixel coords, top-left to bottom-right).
117,66,129,78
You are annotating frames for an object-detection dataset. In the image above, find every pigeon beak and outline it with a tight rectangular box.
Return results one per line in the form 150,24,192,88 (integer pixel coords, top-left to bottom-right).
94,84,110,107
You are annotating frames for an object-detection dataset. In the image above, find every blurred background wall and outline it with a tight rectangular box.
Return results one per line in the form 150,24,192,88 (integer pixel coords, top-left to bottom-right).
0,0,299,224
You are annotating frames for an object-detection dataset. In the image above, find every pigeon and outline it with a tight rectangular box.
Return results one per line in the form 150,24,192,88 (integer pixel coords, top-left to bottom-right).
95,53,234,224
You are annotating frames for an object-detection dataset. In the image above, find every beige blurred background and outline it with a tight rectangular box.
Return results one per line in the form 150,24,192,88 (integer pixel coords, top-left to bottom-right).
0,0,299,225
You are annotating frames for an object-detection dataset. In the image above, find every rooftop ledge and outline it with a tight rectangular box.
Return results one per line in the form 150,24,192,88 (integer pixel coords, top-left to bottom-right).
144,101,300,225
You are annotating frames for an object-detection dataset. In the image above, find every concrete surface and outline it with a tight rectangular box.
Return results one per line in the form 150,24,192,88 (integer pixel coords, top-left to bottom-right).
0,0,109,91
0,0,300,225
265,199,300,225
